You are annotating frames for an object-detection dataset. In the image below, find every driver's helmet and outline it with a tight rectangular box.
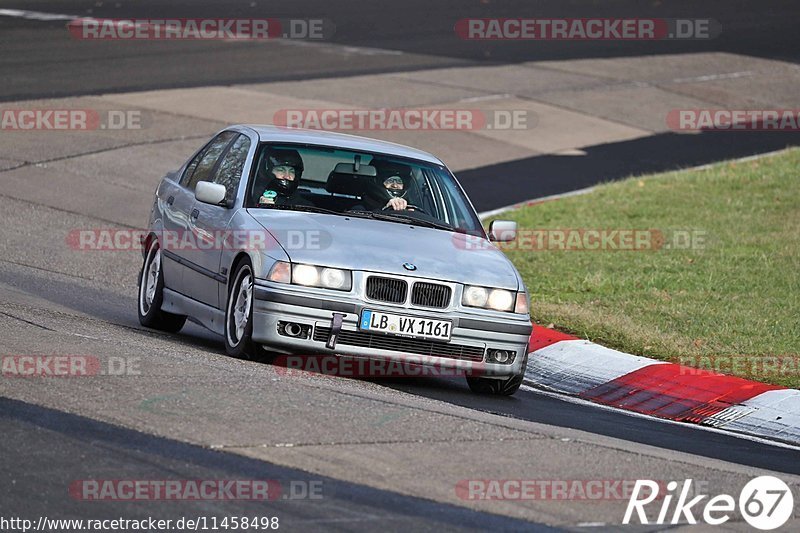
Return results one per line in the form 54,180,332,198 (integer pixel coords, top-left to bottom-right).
264,148,304,196
365,159,413,206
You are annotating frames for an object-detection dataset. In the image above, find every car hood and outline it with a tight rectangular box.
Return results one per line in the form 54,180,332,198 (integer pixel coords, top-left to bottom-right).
248,210,520,289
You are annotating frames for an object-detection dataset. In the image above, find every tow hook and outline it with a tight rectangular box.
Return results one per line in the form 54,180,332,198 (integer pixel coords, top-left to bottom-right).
326,313,345,349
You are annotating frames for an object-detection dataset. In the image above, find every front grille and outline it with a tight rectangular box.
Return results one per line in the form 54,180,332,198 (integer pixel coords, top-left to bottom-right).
314,326,484,362
411,282,451,308
366,276,407,304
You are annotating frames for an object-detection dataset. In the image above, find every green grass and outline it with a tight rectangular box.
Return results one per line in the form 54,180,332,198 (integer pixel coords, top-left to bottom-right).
493,149,800,387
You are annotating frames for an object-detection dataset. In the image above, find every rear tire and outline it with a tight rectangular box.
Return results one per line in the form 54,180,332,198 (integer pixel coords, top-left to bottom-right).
466,353,527,396
137,240,186,333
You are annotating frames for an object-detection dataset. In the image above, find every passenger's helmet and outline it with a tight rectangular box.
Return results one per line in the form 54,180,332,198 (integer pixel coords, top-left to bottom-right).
365,160,412,205
265,148,304,195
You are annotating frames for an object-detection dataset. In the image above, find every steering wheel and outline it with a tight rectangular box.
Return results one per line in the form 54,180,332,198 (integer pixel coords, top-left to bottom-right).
383,204,429,215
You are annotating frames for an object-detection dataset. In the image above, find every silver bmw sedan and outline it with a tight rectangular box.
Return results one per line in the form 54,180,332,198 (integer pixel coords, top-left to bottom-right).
138,125,532,395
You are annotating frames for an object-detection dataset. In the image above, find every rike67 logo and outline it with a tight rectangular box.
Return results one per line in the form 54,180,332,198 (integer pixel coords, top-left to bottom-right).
624,476,795,530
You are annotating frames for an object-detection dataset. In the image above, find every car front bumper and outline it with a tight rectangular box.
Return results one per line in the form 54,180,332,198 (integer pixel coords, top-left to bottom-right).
251,281,532,379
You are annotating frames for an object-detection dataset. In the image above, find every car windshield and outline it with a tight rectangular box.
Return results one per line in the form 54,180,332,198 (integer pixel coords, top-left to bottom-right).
247,143,485,235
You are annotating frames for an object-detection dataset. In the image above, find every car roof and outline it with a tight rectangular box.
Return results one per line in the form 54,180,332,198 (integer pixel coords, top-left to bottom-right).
240,124,444,165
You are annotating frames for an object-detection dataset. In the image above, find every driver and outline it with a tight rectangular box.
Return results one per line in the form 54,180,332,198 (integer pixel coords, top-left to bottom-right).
362,160,415,211
257,148,312,206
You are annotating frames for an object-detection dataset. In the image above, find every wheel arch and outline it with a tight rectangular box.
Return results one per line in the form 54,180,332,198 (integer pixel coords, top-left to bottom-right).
142,231,158,257
227,251,256,294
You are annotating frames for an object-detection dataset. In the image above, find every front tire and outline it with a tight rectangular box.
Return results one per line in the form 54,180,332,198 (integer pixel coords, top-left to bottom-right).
225,259,259,360
137,240,186,333
466,353,527,396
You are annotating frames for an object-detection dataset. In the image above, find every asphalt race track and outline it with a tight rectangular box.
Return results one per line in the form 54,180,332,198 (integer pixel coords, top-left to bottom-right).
1,398,553,532
1,1,799,530
3,0,800,101
4,1,800,210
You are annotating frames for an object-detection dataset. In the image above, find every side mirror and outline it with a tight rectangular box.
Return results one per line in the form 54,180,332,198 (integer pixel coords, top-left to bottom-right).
195,181,227,205
487,220,517,242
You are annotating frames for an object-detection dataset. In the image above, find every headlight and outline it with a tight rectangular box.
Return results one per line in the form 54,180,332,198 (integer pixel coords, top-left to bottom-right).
462,285,525,313
487,289,514,312
320,267,348,290
267,262,352,291
462,286,489,308
293,264,319,286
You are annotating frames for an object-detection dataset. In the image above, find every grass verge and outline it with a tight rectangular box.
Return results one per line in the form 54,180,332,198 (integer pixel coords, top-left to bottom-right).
494,149,800,388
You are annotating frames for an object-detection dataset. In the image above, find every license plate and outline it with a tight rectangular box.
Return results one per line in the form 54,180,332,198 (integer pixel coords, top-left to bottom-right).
359,310,452,342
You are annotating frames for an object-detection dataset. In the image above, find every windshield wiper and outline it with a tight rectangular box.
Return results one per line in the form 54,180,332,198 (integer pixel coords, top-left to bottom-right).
258,204,453,231
256,204,343,216
348,210,454,231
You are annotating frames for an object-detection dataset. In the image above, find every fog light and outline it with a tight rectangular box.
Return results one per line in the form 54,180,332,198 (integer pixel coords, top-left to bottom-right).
494,350,510,363
487,349,514,364
277,321,310,339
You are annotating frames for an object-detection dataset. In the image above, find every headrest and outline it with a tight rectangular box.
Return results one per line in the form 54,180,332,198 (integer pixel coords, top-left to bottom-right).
325,172,366,196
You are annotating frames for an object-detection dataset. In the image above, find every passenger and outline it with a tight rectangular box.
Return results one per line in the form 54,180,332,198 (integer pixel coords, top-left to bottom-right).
256,148,313,206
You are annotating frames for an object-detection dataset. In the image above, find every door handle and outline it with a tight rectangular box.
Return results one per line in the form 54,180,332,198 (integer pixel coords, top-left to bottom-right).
166,195,175,206
190,208,200,221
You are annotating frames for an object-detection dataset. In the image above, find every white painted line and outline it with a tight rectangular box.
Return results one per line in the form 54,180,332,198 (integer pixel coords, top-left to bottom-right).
269,39,404,56
478,186,597,220
457,93,514,103
686,147,791,172
670,71,754,84
0,8,404,57
519,384,800,452
0,8,77,21
477,147,794,219
336,45,404,56
256,37,403,55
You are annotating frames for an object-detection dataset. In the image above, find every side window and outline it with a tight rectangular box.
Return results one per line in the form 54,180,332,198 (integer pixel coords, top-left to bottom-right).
184,131,237,191
435,169,483,233
213,134,251,205
180,143,208,186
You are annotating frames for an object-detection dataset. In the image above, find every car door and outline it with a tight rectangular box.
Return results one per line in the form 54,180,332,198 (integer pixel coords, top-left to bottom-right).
165,130,237,299
159,141,209,295
184,132,253,309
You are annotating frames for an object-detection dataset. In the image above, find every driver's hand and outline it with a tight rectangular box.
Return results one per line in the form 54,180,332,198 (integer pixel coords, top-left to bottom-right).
385,197,408,210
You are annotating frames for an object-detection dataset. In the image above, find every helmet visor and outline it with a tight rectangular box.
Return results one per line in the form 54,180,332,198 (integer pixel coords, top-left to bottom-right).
271,165,297,179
